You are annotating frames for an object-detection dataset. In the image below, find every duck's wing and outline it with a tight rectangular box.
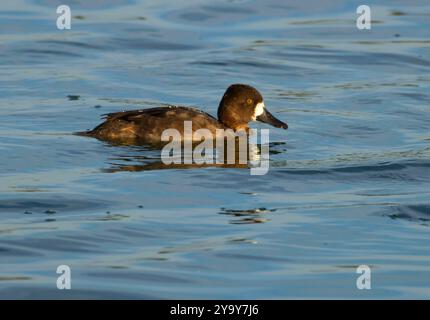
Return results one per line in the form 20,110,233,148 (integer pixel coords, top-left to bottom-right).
102,106,218,123
101,107,171,121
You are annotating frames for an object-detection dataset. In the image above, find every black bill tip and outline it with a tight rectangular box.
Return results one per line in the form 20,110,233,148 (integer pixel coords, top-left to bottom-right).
256,109,288,130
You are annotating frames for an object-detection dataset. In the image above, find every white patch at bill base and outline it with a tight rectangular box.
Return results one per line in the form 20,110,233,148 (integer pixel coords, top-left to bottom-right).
253,102,265,120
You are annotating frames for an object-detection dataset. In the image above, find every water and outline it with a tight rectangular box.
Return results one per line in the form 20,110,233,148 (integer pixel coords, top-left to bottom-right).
1,0,430,299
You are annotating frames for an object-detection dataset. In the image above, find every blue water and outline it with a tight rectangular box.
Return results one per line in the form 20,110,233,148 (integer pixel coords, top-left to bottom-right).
1,0,430,299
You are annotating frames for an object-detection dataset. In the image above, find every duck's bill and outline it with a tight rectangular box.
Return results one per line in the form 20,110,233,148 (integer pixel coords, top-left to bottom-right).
256,109,288,129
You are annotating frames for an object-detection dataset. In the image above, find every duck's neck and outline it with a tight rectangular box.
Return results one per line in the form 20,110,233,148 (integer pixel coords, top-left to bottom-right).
218,117,248,132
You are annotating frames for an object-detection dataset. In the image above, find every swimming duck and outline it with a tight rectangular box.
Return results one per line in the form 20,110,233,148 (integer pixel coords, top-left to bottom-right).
77,84,287,144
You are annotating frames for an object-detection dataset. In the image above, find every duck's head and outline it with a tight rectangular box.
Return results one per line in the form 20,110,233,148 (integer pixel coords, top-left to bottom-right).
217,84,288,131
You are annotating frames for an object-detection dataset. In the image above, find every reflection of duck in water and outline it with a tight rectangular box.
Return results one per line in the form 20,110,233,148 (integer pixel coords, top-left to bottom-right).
76,84,288,145
103,141,287,173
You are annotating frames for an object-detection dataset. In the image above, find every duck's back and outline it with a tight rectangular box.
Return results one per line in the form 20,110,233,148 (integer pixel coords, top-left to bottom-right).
78,106,225,144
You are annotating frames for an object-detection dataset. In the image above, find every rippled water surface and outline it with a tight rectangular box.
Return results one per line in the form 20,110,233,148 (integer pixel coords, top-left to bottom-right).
1,0,430,299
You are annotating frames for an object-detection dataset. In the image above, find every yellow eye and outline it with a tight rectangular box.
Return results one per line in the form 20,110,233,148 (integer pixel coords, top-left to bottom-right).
246,98,253,105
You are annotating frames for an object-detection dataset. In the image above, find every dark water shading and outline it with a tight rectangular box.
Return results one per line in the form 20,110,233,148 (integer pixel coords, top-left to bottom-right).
67,95,80,101
0,286,151,300
0,198,108,214
31,0,135,10
219,207,276,224
1,0,430,299
385,205,430,223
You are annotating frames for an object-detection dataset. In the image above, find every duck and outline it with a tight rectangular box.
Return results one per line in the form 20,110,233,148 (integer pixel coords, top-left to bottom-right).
76,84,288,144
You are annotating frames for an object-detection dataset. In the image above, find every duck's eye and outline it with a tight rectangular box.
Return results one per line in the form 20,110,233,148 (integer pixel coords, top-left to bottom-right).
246,98,253,105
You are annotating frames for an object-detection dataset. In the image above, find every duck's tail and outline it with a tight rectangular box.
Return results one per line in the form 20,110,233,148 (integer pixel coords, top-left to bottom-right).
73,130,96,137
